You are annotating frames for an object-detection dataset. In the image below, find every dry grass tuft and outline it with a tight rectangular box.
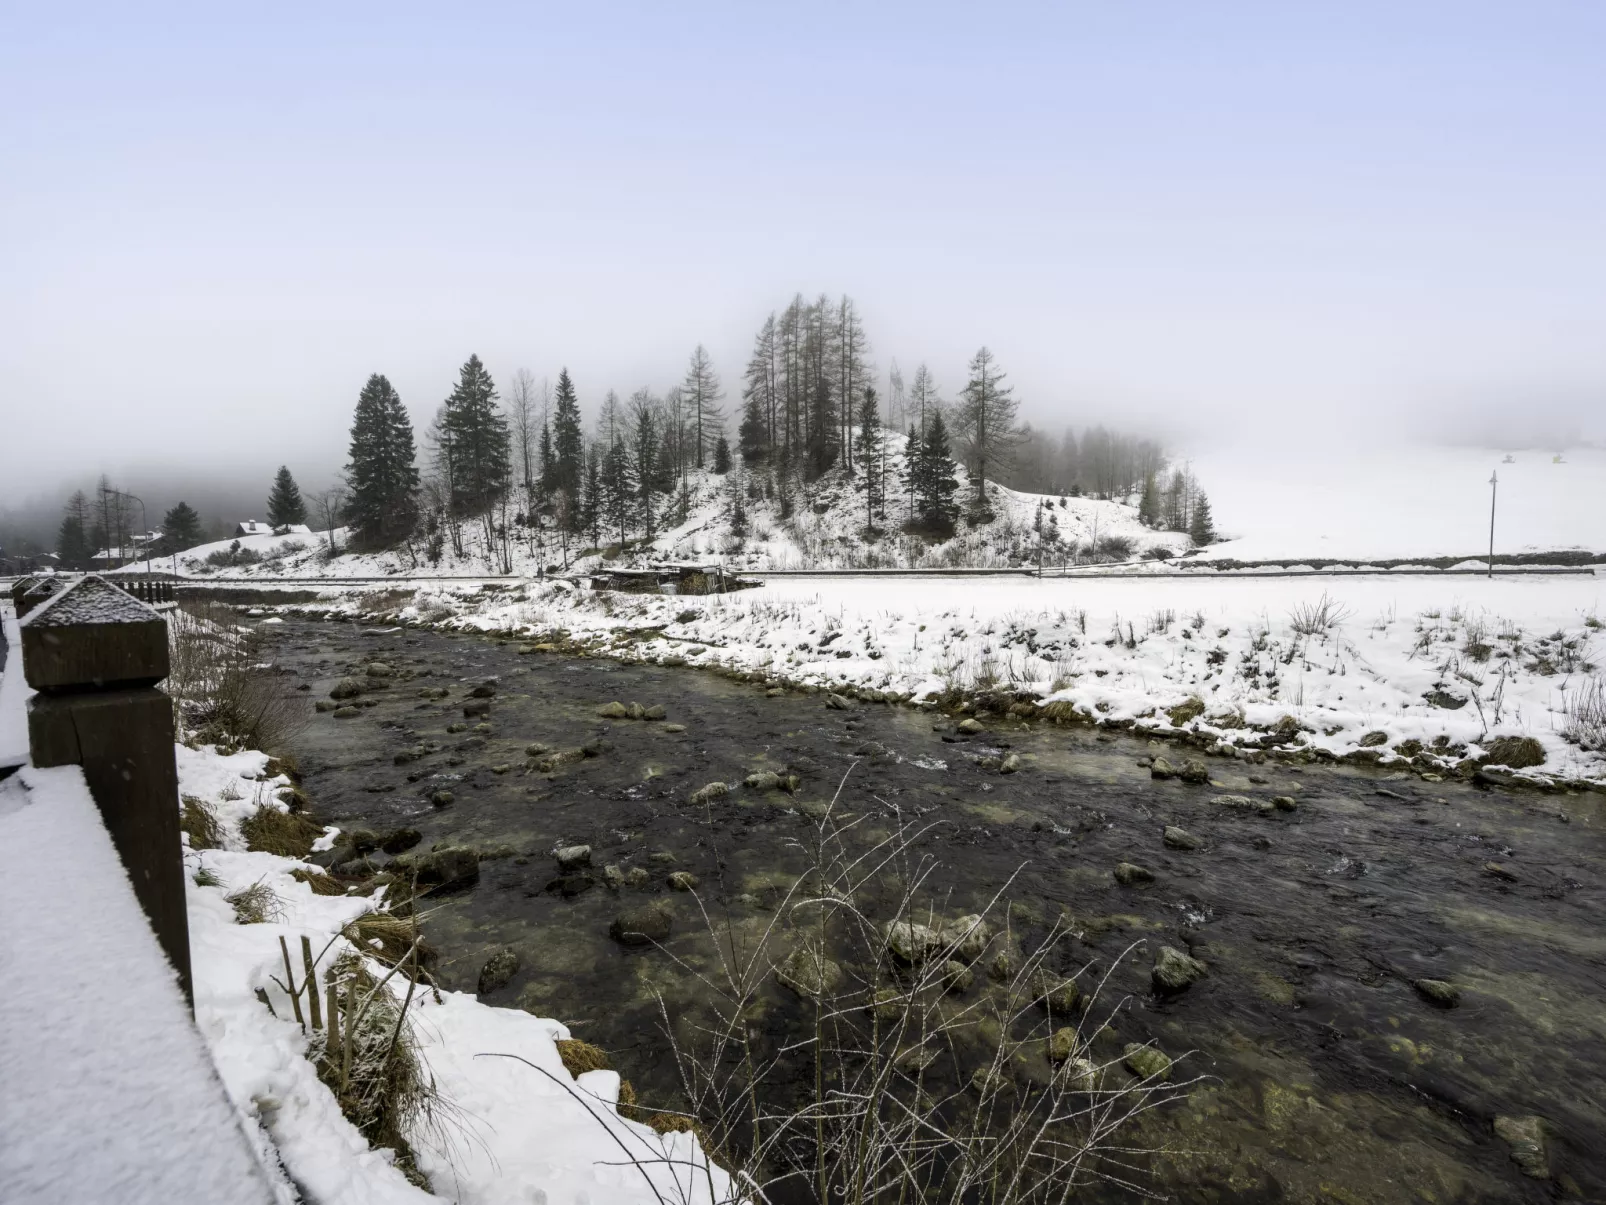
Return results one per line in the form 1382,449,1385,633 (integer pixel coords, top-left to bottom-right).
180,796,223,850
226,880,282,924
168,599,309,753
291,867,348,896
242,803,323,857
555,1038,611,1077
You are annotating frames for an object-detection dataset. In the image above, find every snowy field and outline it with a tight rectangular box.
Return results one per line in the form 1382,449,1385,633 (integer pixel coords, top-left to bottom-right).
1190,442,1606,562
296,569,1606,786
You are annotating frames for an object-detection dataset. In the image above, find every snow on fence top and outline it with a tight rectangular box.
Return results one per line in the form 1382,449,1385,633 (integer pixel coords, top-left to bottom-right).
20,573,161,628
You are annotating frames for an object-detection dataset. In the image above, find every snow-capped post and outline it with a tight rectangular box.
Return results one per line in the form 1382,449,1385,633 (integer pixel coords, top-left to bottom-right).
19,574,192,1004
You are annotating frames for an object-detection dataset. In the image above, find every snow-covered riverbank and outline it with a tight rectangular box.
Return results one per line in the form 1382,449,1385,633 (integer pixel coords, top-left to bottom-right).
180,742,728,1205
280,572,1605,787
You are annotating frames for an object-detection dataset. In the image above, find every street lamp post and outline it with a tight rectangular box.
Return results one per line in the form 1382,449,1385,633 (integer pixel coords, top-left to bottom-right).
1487,471,1497,580
111,489,146,572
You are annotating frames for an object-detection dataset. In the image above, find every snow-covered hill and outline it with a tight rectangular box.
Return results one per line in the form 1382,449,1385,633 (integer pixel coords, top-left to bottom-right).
133,430,1190,579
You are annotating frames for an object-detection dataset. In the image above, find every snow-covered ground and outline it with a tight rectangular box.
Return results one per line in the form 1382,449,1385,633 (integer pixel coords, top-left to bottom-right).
1189,441,1606,562
180,744,728,1205
283,571,1605,786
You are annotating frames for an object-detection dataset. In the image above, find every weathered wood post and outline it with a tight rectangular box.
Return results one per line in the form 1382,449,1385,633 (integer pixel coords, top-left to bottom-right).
20,574,191,1002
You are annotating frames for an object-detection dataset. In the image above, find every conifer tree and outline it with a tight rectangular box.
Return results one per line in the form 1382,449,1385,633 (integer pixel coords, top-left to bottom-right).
738,394,768,465
916,410,961,533
441,354,510,519
807,377,835,479
1189,492,1217,545
857,386,884,530
683,345,725,469
346,374,420,547
602,436,635,545
581,447,603,547
1138,473,1161,527
632,394,657,541
160,501,204,553
712,435,732,474
551,368,584,498
955,346,1018,517
266,466,307,527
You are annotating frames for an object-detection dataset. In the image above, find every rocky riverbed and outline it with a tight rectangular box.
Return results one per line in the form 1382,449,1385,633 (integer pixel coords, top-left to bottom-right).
262,616,1605,1203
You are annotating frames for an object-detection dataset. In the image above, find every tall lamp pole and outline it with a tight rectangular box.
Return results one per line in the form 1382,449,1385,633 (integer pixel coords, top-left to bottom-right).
1487,471,1497,580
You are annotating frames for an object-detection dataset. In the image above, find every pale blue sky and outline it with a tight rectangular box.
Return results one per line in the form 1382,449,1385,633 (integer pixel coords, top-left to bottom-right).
2,1,1603,499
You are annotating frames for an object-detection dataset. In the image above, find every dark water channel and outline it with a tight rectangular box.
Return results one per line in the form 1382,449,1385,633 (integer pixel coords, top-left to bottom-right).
263,618,1606,1204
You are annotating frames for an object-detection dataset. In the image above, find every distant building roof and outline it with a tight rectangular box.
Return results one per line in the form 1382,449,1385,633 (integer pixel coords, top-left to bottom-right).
234,521,273,536
272,523,312,536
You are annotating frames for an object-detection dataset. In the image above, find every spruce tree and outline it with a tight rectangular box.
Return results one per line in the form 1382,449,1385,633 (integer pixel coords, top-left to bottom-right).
1189,493,1216,545
161,501,204,553
602,436,635,545
441,354,510,517
1138,473,1161,527
738,395,768,465
551,369,584,496
346,374,420,547
56,515,90,568
955,347,1018,516
581,447,603,548
918,410,961,534
266,466,307,527
712,435,732,475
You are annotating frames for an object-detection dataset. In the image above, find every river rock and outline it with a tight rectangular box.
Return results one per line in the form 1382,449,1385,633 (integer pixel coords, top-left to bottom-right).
365,662,394,678
314,699,336,712
940,959,974,993
1272,795,1297,811
1113,862,1154,886
491,763,511,774
939,915,991,962
885,920,941,963
477,946,520,994
609,903,672,946
668,871,699,891
1032,971,1081,1016
1123,1043,1172,1082
597,701,628,719
989,949,1018,983
379,827,422,855
623,866,650,888
1163,826,1202,850
643,704,666,720
525,742,551,757
544,873,595,897
775,942,843,998
1211,794,1259,810
462,700,491,718
689,781,730,806
956,718,984,735
1413,978,1460,1008
1493,1115,1548,1179
330,677,365,700
1000,752,1022,774
429,789,454,807
824,692,853,711
554,844,592,871
469,681,496,698
1178,759,1210,785
1483,860,1518,882
1152,945,1207,993
662,723,687,733
745,770,782,790
333,705,360,718
1150,756,1176,780
412,847,479,890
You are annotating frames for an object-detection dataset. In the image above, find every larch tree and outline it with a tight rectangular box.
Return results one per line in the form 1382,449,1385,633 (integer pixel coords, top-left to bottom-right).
740,313,779,463
346,373,420,548
835,297,869,473
682,344,724,469
955,346,1018,516
57,491,92,568
857,386,884,531
266,466,307,527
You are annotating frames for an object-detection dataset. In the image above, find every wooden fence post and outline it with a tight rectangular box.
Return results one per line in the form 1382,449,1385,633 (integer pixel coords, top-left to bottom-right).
20,574,191,1003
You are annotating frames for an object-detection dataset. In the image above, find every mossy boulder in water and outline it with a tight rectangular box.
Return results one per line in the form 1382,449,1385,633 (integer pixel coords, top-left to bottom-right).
365,662,394,678
330,677,365,700
609,903,671,946
938,915,991,962
477,946,520,994
1493,1115,1548,1179
667,871,699,891
1113,861,1154,886
1152,945,1207,993
1149,756,1177,780
1163,826,1202,850
775,942,843,998
1032,971,1081,1016
884,920,941,963
1413,978,1460,1008
1179,759,1210,784
1123,1043,1172,1082
597,701,628,719
688,781,729,806
553,844,591,872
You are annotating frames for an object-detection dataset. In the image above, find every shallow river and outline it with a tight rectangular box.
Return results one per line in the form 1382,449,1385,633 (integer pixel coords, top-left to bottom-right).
263,618,1604,1204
